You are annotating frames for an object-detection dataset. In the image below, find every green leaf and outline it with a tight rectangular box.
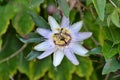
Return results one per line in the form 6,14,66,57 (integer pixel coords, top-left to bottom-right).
89,71,98,80
28,11,50,29
105,3,115,14
0,6,9,36
26,50,41,61
83,11,100,47
12,0,41,13
102,40,118,59
17,32,44,43
102,57,120,74
107,15,111,27
12,12,34,36
98,27,104,46
86,0,92,6
49,56,93,80
118,44,120,54
0,0,2,1
112,0,120,7
87,47,102,55
53,12,61,23
0,38,2,51
92,0,106,21
58,0,69,18
70,9,78,23
18,56,51,80
111,10,120,28
104,27,120,45
49,58,75,80
30,0,44,8
75,57,93,79
0,4,16,36
0,29,22,80
19,49,93,80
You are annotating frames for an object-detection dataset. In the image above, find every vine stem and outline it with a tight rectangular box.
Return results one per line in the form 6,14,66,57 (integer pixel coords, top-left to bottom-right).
74,0,99,46
0,44,27,64
76,0,99,46
83,23,99,46
109,0,117,8
105,73,110,80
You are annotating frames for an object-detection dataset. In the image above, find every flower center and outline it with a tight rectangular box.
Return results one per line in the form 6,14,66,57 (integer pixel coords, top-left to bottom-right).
52,28,71,46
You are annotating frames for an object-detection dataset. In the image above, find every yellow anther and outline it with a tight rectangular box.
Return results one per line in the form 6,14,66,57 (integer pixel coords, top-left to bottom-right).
55,40,65,45
55,28,61,31
65,36,70,42
52,28,71,46
62,28,70,34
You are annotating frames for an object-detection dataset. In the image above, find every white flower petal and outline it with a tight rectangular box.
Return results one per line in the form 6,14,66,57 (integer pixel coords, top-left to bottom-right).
70,21,83,32
61,16,70,28
53,50,64,67
36,28,51,38
70,43,88,56
37,47,55,59
64,48,79,65
75,32,92,41
34,41,50,51
48,16,60,31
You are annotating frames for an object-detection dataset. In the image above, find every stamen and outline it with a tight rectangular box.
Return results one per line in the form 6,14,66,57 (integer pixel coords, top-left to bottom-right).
52,28,71,46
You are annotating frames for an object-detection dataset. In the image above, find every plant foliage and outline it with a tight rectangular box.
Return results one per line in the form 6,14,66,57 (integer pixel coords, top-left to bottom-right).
0,0,120,80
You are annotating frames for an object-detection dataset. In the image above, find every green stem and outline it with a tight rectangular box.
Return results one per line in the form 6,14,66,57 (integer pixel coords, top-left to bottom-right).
105,73,110,80
0,44,27,64
109,0,117,8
